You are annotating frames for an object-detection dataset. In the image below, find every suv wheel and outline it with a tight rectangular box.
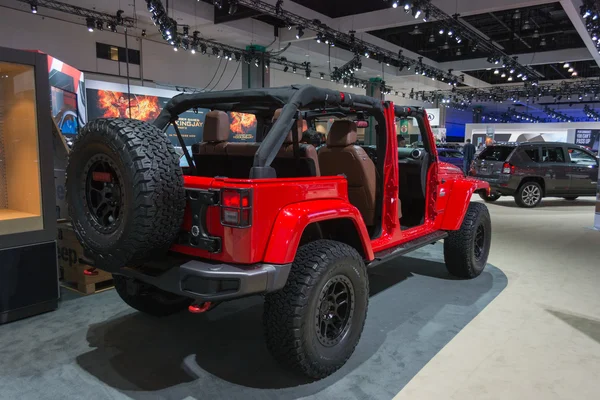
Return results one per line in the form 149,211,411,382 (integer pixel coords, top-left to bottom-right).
444,202,491,279
113,275,192,317
515,181,542,208
479,192,501,202
264,240,369,379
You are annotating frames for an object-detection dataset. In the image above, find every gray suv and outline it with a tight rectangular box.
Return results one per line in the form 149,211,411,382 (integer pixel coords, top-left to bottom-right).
470,142,599,208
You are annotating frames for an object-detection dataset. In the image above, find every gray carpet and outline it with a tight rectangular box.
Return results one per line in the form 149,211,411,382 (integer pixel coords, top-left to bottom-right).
0,243,507,400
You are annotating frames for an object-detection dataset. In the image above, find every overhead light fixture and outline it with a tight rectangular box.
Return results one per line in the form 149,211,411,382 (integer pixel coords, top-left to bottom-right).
404,2,411,12
292,66,297,73
517,73,523,77
442,41,449,50
365,51,370,58
572,71,578,76
563,62,570,68
141,29,146,37
494,69,499,75
501,72,506,78
513,9,521,20
228,0,238,15
509,68,515,74
96,20,104,31
508,76,513,81
423,10,430,22
532,29,540,39
456,36,462,43
283,65,289,72
320,73,325,79
305,68,311,79
540,37,547,46
410,25,422,35
429,34,435,43
30,1,37,13
296,26,304,39
173,46,178,52
568,67,574,73
522,20,532,30
439,28,445,35
412,6,422,19
86,17,95,32
456,48,462,56
392,1,399,8
448,29,453,36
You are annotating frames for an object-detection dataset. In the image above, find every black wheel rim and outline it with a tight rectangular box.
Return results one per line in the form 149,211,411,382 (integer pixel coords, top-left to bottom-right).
84,155,123,234
315,275,355,347
474,224,485,261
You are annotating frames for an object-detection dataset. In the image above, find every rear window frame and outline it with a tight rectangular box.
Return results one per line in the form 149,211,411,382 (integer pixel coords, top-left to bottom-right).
477,146,516,162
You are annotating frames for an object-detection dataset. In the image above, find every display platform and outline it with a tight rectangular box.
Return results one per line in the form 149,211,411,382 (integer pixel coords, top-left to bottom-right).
0,243,507,400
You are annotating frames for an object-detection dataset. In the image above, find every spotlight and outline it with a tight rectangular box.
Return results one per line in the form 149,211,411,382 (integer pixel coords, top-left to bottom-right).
365,51,370,58
508,76,513,81
141,29,147,37
173,46,178,52
283,66,289,72
517,73,523,78
404,3,410,11
228,0,238,15
540,37,546,46
254,58,260,67
96,20,104,31
108,22,117,32
213,0,223,9
448,29,453,36
532,29,540,39
456,36,462,43
320,73,324,79
392,1,399,8
305,68,311,79
30,1,37,14
563,62,570,68
572,71,578,76
412,6,421,19
456,48,462,56
296,27,304,39
501,72,506,78
201,44,207,54
439,28,444,35
584,10,591,18
316,33,322,43
429,34,435,43
292,66,297,73
494,69,499,75
86,17,95,32
568,67,574,73
509,68,515,74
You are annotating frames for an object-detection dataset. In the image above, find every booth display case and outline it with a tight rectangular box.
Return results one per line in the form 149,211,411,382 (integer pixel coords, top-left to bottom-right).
0,47,59,324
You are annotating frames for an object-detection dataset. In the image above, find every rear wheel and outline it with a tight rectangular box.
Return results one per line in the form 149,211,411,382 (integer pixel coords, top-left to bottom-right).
444,203,491,279
264,240,369,379
515,181,542,208
479,192,501,202
564,196,578,201
113,275,192,317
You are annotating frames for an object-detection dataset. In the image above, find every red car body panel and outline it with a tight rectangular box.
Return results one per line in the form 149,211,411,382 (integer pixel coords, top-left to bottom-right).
169,102,489,265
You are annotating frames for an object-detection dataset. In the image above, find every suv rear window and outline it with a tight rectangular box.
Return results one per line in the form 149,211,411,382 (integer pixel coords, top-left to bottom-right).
523,148,540,162
478,146,514,161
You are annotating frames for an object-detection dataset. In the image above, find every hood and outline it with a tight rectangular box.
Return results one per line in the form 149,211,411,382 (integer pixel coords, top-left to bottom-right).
438,162,463,176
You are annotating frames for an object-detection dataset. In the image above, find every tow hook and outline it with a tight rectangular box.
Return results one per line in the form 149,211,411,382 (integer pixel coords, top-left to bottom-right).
188,302,212,314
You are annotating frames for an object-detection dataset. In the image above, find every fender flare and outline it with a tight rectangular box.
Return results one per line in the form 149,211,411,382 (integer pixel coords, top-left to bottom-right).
262,199,374,264
440,178,490,231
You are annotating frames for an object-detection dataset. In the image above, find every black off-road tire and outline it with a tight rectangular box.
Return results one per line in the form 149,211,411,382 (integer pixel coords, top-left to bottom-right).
514,181,543,208
444,202,491,279
113,275,192,317
264,240,369,379
66,118,185,272
564,196,578,201
479,192,501,202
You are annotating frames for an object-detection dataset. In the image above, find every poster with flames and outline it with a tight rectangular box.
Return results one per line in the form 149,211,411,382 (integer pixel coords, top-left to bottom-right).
86,89,257,146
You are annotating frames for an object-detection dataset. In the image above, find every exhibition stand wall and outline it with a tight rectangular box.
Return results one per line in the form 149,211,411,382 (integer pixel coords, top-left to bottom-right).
0,47,59,324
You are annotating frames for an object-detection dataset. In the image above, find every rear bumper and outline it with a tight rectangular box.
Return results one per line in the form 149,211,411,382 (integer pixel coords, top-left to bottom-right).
472,175,518,195
119,260,291,302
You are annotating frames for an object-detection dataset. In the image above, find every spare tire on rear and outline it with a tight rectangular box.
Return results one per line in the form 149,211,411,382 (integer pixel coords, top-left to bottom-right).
66,118,185,272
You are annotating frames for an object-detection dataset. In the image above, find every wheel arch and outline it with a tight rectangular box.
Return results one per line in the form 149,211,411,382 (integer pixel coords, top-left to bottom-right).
262,200,374,264
518,176,546,196
439,178,489,231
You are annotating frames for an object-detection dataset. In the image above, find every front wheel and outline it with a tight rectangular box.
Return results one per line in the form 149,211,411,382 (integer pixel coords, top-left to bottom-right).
264,240,369,379
444,202,491,279
479,191,501,202
515,181,543,208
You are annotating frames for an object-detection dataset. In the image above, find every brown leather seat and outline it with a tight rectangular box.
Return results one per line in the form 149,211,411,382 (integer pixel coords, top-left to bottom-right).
192,110,230,177
270,108,320,177
318,120,376,225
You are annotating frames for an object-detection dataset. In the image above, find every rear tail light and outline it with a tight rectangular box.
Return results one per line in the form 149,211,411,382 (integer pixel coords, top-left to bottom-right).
502,162,515,174
220,188,252,228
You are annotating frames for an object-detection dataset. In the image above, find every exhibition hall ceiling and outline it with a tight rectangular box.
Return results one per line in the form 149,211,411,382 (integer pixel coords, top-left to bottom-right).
4,0,599,98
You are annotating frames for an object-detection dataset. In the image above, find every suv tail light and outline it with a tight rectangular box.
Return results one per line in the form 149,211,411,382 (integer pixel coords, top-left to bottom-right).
220,188,252,228
502,162,515,174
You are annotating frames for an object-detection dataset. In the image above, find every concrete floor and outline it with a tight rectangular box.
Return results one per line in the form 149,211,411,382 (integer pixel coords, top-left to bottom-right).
0,197,597,399
395,197,600,400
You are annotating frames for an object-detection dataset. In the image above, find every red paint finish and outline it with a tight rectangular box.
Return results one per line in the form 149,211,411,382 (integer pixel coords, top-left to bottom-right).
263,199,374,263
170,104,489,267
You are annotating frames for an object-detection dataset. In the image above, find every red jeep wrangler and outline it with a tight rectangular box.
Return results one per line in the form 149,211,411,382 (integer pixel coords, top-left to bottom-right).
67,85,491,379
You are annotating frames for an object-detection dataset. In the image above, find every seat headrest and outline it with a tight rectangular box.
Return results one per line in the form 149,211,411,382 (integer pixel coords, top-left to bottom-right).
327,120,358,147
273,108,304,144
203,110,230,142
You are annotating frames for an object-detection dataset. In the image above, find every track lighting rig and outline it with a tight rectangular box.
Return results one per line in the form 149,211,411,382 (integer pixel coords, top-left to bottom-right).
232,0,457,82
17,0,134,29
146,0,308,74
